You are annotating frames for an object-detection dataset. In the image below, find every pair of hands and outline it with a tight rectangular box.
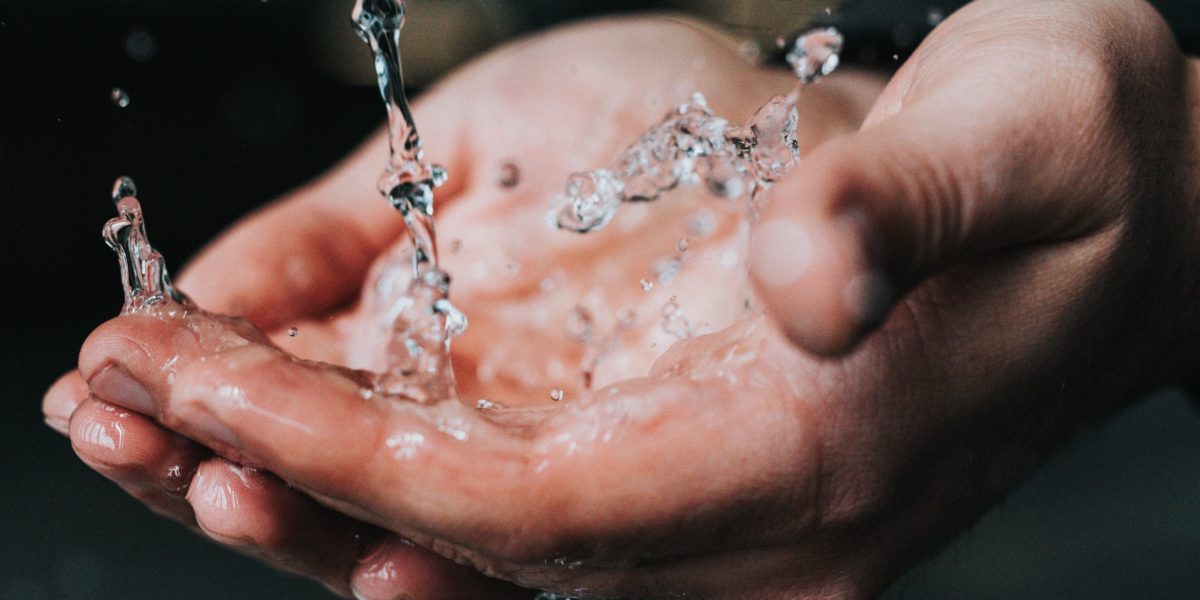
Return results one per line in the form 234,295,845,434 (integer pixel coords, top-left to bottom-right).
44,0,1200,598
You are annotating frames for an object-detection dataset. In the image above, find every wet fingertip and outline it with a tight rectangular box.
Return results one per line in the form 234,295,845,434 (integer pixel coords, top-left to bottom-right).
45,415,70,435
351,537,420,600
43,371,90,431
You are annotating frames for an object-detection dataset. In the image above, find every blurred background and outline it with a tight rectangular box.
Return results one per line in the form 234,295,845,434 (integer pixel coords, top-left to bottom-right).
1,0,1198,598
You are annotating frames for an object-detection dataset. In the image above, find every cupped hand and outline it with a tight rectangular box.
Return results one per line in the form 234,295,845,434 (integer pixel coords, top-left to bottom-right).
49,0,1200,597
45,15,883,599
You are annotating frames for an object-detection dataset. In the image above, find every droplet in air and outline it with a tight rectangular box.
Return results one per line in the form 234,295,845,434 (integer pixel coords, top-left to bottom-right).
549,388,564,402
496,161,520,188
640,278,654,292
111,176,138,203
737,40,762,64
110,87,130,108
786,28,845,84
124,30,157,62
552,170,625,233
287,327,298,337
927,7,946,26
893,54,900,61
774,36,788,49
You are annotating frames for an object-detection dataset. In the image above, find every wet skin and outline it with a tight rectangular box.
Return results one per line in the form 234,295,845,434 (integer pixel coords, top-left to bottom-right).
45,1,1200,598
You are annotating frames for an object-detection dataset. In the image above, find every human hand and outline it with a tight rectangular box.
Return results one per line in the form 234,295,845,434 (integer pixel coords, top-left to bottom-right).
55,0,1200,596
45,16,883,599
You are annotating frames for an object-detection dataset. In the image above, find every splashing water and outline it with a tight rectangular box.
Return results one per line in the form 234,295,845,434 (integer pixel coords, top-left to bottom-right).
103,177,190,312
549,28,843,383
352,0,465,403
551,27,844,233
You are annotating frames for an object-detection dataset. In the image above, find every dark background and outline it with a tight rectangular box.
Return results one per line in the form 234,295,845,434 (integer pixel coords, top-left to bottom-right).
1,1,1198,598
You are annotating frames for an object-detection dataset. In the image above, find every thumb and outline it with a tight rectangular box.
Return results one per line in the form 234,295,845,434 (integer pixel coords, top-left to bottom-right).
749,85,1112,355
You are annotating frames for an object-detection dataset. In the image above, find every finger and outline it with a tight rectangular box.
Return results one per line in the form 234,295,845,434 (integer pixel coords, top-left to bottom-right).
751,65,1123,355
69,396,207,524
186,458,365,596
351,536,530,600
81,313,822,567
68,392,371,596
44,370,89,435
176,87,469,330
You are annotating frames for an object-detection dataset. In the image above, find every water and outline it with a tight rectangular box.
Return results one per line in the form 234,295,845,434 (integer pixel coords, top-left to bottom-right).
110,87,130,108
497,161,521,188
552,28,844,234
548,27,843,389
351,0,464,403
103,177,189,312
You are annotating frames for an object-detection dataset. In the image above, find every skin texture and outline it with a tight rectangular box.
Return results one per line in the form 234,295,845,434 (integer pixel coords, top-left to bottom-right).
44,1,1200,598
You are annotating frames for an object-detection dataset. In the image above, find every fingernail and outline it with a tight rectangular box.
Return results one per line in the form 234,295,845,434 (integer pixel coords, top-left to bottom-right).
89,364,156,415
177,404,241,450
751,219,813,287
44,415,69,435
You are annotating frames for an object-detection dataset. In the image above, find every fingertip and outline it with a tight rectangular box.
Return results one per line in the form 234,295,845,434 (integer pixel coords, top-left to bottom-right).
751,140,902,356
187,459,266,548
68,397,205,494
186,458,361,594
351,536,523,600
44,371,88,435
750,207,890,356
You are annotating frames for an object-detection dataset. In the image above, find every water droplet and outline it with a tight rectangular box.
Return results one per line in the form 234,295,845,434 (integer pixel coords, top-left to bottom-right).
639,278,654,292
676,237,690,252
475,398,501,411
927,7,946,26
565,305,594,343
110,87,130,108
786,28,844,84
549,388,564,402
124,29,157,62
496,161,520,188
893,54,900,61
737,39,762,64
552,170,625,233
653,256,682,284
111,176,138,204
287,327,298,337
687,210,717,238
774,35,788,49
661,302,693,340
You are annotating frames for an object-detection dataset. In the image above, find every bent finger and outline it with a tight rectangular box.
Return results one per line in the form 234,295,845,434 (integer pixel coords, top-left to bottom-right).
69,396,207,524
44,370,89,435
752,72,1123,355
187,458,367,596
80,311,822,568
